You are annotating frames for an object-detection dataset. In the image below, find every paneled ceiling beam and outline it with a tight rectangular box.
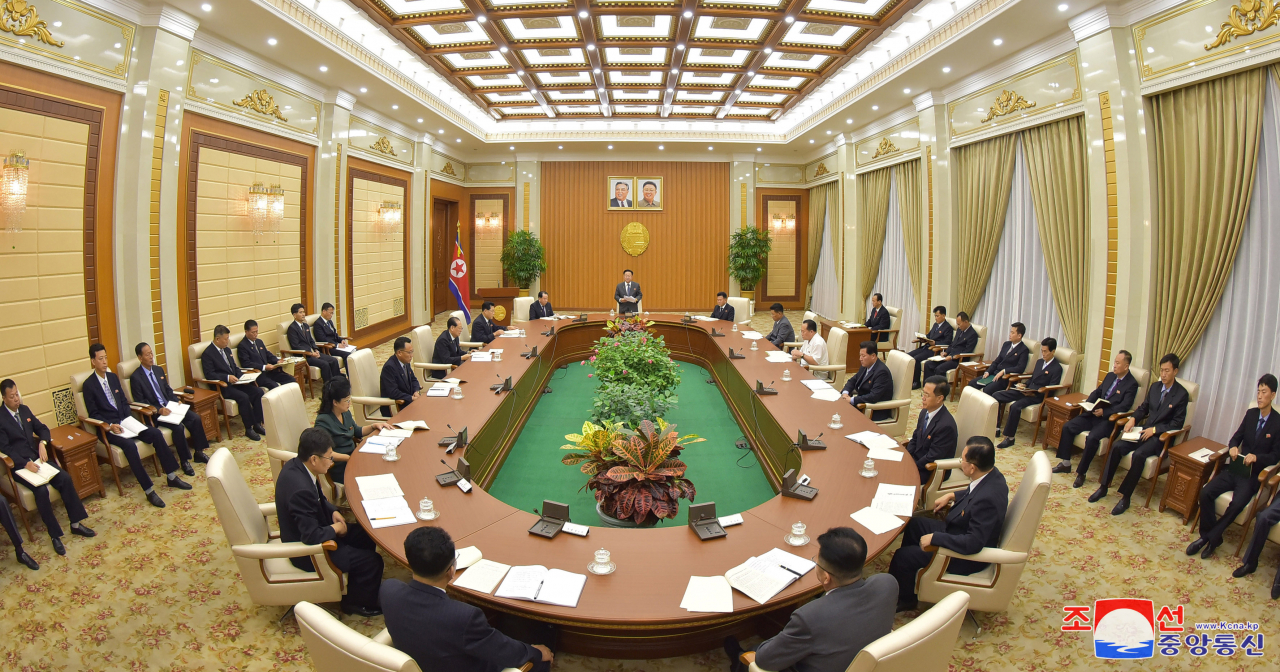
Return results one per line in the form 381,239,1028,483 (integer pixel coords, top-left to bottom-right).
718,0,806,118
662,0,698,117
460,0,555,117
574,0,611,117
420,42,499,55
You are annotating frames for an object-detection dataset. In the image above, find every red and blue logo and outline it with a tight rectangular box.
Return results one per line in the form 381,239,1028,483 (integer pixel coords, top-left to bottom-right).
1093,598,1156,659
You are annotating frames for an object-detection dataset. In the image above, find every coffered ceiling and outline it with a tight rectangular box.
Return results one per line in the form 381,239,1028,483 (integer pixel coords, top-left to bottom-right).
348,0,924,121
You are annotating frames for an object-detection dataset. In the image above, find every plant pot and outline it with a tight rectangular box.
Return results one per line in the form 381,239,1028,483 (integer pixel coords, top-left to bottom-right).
740,290,755,301
596,502,659,528
518,288,531,297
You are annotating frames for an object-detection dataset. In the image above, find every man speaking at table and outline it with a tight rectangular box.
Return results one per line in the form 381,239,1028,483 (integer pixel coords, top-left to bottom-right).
615,269,642,314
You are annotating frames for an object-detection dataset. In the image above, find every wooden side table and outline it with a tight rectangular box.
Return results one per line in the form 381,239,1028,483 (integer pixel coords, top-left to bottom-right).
184,387,223,443
47,425,105,500
1040,393,1087,449
1160,436,1225,524
954,362,983,400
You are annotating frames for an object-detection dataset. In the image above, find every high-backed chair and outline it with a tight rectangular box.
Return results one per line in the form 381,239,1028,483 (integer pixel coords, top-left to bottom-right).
1111,376,1199,508
189,340,239,440
347,349,400,426
71,370,161,496
726,296,754,325
874,306,902,356
278,318,323,399
261,383,310,481
1076,366,1152,467
917,451,1052,621
409,325,454,382
1011,346,1080,445
1239,480,1280,562
512,296,534,328
922,387,999,508
206,448,345,609
1191,403,1280,556
808,326,847,387
115,357,176,448
860,350,914,437
943,318,987,401
748,591,970,672
448,310,484,348
0,448,62,541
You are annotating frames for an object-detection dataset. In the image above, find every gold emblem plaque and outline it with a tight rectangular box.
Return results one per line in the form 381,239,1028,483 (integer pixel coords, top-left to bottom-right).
493,304,507,321
620,221,650,256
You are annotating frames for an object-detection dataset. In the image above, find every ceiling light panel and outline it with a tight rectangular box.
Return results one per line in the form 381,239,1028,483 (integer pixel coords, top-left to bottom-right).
379,0,464,12
442,51,508,69
781,22,860,48
762,52,829,70
685,48,752,67
466,73,524,88
692,16,770,41
501,16,580,41
675,90,726,103
702,0,782,5
603,47,669,64
412,22,489,46
547,90,598,101
596,15,675,39
608,70,665,85
519,48,588,66
804,0,893,15
489,0,570,5
556,104,602,115
680,71,737,86
611,89,662,101
486,91,536,103
536,71,593,85
725,107,774,116
737,92,788,104
750,74,805,89
670,105,717,115
613,105,660,114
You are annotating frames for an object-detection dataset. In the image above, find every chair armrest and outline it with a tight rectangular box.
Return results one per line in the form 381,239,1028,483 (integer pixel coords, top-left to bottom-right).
78,415,109,430
351,395,399,408
412,362,455,371
954,352,983,362
231,541,331,560
459,341,483,349
1110,412,1135,424
513,665,534,672
372,629,393,646
196,378,227,388
739,652,756,665
280,349,310,356
129,403,156,416
316,343,334,352
1041,383,1070,395
937,546,1028,564
1160,426,1192,443
863,398,912,412
871,328,899,339
258,502,277,518
931,458,964,471
1006,373,1030,383
808,364,845,372
782,341,804,349
0,452,13,470
1258,462,1280,485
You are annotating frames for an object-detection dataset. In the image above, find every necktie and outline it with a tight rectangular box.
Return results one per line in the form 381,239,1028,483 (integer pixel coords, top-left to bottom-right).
917,410,929,437
148,368,165,403
404,362,411,384
220,348,231,369
11,408,20,427
1106,376,1119,397
100,376,117,409
1258,415,1268,437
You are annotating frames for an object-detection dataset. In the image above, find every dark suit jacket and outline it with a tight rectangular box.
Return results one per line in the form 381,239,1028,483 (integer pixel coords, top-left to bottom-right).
614,281,642,313
432,331,464,379
1226,407,1280,478
766,316,795,348
1132,381,1189,437
128,364,180,409
201,343,246,384
943,327,977,357
529,301,554,320
275,458,338,572
471,315,499,344
83,372,134,426
925,320,954,346
380,579,539,672
380,355,421,417
905,406,957,485
842,359,894,421
866,306,891,341
987,341,1030,378
934,468,1009,576
609,198,632,208
711,304,735,322
754,574,898,672
1084,372,1139,416
311,317,345,345
237,337,281,371
1018,358,1063,402
0,404,52,470
287,320,319,353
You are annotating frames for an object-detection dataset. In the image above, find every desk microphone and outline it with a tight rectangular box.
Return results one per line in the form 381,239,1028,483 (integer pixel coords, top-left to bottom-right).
768,380,775,389
443,424,458,453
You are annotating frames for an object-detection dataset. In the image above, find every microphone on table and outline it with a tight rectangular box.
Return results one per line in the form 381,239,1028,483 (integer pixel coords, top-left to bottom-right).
769,381,775,388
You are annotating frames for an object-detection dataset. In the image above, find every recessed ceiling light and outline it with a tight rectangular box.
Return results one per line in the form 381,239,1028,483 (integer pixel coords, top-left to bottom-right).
558,145,563,149
530,88,537,93
903,88,911,94
499,46,508,53
200,3,211,11
593,68,601,74
476,15,486,22
517,70,525,76
666,88,673,94
586,44,595,51
608,145,613,149
1057,3,1068,10
658,145,664,150
392,105,398,109
319,65,328,72
825,130,831,135
763,48,773,54
509,146,515,150
846,118,852,124
747,71,755,76
809,139,815,143
676,44,685,51
785,16,795,23
456,138,462,142
417,118,423,123
683,10,692,18
757,147,762,151
871,105,878,110
671,68,678,74
708,146,714,150
210,78,219,83
578,10,588,18
439,129,445,134
267,38,277,46
942,66,951,73
360,87,367,93
993,38,1003,46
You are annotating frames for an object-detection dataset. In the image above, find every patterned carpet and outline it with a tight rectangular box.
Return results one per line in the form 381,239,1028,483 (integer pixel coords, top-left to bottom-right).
2,310,1277,671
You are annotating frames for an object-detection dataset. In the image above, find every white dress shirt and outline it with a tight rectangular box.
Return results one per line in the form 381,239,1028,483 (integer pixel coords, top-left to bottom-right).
798,333,829,368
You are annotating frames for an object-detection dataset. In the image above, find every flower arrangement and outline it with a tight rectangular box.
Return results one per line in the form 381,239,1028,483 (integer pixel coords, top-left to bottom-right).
563,419,703,524
603,313,653,337
591,383,675,429
587,334,681,395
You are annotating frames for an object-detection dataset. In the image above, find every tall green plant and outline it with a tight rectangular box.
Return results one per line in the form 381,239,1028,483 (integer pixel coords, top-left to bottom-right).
500,230,548,289
728,226,772,291
588,333,682,395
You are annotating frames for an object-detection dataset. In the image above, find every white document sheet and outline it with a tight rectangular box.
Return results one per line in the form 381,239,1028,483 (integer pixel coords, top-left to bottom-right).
14,460,60,487
811,388,843,402
378,428,414,438
718,514,744,527
740,331,764,340
1189,448,1216,463
353,474,404,500
336,344,357,353
915,332,929,340
498,332,522,338
866,446,905,462
1121,428,1144,442
470,352,493,362
117,416,148,439
871,484,917,516
724,557,797,605
495,566,587,608
156,402,190,425
758,548,816,577
234,372,260,385
395,420,430,430
561,522,589,536
850,507,907,535
800,379,833,391
764,352,793,363
691,316,717,322
455,546,483,570
361,496,416,528
848,431,901,452
426,382,453,397
452,559,511,594
926,355,945,362
680,576,734,613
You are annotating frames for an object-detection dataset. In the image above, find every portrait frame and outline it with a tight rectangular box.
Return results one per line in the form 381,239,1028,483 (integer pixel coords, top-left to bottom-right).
635,176,663,211
607,176,636,210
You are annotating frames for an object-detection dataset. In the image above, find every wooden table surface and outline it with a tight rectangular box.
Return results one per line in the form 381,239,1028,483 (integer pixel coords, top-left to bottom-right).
345,314,919,656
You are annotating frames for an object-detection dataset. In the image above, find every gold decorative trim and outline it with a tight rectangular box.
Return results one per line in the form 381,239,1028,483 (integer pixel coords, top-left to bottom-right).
813,162,830,177
1206,0,1279,50
522,181,530,231
948,52,1079,138
926,146,934,320
371,135,395,155
190,50,320,135
149,89,169,368
740,182,747,229
1096,93,1118,387
620,221,650,256
872,136,900,159
334,144,343,332
1,0,63,46
232,88,290,122
442,161,457,177
980,89,1037,123
0,0,132,80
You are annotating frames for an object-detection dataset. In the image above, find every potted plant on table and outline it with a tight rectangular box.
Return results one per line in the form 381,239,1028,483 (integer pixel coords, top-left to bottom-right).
568,419,703,527
728,226,772,302
500,229,548,297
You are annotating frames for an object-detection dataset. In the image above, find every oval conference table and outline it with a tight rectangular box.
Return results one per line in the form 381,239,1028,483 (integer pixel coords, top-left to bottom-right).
346,313,919,658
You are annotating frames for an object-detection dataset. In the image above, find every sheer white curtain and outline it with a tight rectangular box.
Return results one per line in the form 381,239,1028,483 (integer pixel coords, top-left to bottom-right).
868,170,921,341
811,194,841,317
972,139,1068,349
1181,71,1280,443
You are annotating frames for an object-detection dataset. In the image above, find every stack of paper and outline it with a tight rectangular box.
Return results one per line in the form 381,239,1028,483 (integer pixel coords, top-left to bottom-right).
455,546,483,569
723,549,813,605
116,416,149,439
926,355,946,362
443,378,462,385
800,379,833,391
395,420,429,431
426,382,453,397
336,344,357,353
691,315,717,322
156,401,190,426
812,388,843,402
234,372,260,385
14,460,60,487
453,559,511,594
359,435,404,455
361,496,416,528
680,576,734,613
498,331,523,338
871,483,917,516
850,507,907,535
847,431,901,452
354,474,404,500
495,566,588,608
378,428,413,439
740,331,764,340
470,351,493,362
764,351,793,363
915,332,929,340
1121,427,1144,442
1189,448,1216,463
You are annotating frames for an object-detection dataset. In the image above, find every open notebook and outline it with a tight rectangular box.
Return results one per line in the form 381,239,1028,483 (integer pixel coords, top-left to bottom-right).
724,548,815,605
494,566,587,608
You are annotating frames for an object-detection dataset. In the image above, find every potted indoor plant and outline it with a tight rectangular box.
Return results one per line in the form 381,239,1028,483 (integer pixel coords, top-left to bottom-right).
500,229,548,297
728,226,772,301
586,419,703,527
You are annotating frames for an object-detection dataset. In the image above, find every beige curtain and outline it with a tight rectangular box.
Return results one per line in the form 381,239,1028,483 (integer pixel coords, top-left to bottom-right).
857,167,892,307
806,181,838,305
895,159,924,328
953,133,1018,315
1020,116,1089,353
1148,67,1267,362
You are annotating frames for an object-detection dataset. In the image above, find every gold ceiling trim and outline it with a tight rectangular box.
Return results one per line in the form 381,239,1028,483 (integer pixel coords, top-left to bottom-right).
1205,0,1280,50
813,162,830,176
442,162,458,177
371,136,396,155
233,89,290,122
872,136,900,158
980,89,1036,123
1,0,63,47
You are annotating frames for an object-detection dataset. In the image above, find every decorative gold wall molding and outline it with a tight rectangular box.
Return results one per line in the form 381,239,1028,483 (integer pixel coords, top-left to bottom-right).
1096,93,1118,386
813,162,830,177
0,0,132,80
1,0,64,46
334,143,343,332
949,52,1079,138
740,182,747,229
232,89,289,122
872,137,900,159
189,51,320,136
1206,0,1279,50
522,181,530,231
149,89,169,368
980,89,1037,123
371,135,395,155
442,161,457,176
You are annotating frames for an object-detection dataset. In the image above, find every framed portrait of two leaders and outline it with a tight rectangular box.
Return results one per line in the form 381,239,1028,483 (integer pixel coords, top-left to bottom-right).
607,176,663,211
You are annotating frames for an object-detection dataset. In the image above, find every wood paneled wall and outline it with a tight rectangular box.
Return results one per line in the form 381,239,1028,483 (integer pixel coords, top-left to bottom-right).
541,161,730,311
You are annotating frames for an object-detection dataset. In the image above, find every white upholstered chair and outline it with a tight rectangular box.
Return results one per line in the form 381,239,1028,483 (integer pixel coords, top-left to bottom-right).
277,317,323,399
448,310,484,348
512,296,534,327
875,306,902,356
189,340,242,440
1077,366,1151,467
0,448,62,541
206,448,345,610
917,451,1052,624
260,383,310,481
808,326,847,387
860,350,914,437
922,387,998,509
347,348,400,426
1113,376,1199,508
409,325,455,382
726,296,754,324
71,369,161,496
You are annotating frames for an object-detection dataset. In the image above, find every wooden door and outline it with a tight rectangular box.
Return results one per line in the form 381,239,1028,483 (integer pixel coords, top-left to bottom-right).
431,199,457,315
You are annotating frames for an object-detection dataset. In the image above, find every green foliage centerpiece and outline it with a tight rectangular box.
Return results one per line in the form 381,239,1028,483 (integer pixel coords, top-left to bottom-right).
581,315,681,428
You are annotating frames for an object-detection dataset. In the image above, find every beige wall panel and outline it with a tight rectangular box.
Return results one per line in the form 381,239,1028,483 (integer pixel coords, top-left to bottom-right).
474,198,505,289
351,178,406,329
767,201,798,296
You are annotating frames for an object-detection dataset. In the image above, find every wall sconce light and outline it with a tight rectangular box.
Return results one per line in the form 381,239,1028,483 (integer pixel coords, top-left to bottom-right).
771,214,795,230
475,212,502,229
248,182,284,237
378,200,403,235
2,150,29,234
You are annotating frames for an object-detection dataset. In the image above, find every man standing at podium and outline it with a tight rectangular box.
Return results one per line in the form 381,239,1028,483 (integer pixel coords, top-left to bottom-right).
615,269,642,314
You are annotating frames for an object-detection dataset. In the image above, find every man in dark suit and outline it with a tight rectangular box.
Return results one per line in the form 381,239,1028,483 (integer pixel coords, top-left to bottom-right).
1091,353,1189,516
909,306,954,389
969,323,1029,396
615,269,642,314
889,437,1008,612
609,181,633,208
921,312,977,382
431,317,473,379
470,302,506,344
83,343,189,507
0,492,38,569
1,379,95,555
381,336,422,418
201,325,266,442
866,293,891,343
312,302,351,372
1053,351,1139,488
994,338,1063,449
287,303,341,383
129,342,208,467
904,377,958,485
529,291,554,320
1187,375,1280,560
765,303,795,349
841,341,894,422
711,291,735,322
277,428,384,616
381,527,553,672
724,528,896,672
237,320,297,389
